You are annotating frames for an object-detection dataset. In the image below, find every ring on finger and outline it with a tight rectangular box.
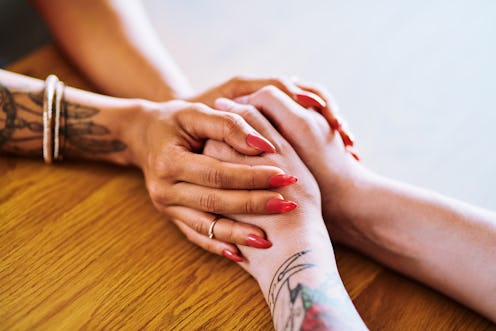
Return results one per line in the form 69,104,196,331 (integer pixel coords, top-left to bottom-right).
208,216,221,239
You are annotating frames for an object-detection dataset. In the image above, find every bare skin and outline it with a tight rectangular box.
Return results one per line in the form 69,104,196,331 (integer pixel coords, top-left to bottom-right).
202,100,368,330
225,87,496,322
30,0,360,257
0,69,291,259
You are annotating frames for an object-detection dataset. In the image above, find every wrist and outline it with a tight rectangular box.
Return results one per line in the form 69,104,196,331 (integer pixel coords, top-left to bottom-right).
245,218,334,298
118,98,158,168
322,163,389,248
334,169,414,259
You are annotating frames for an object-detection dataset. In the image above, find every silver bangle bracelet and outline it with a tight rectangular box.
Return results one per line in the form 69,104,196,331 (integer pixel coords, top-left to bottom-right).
43,75,59,164
53,80,65,161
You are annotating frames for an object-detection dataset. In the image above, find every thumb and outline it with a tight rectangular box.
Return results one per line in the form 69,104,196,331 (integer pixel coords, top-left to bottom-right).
177,103,276,155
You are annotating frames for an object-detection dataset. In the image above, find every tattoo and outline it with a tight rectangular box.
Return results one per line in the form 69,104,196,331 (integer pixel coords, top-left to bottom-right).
0,83,17,150
0,81,127,156
269,250,365,331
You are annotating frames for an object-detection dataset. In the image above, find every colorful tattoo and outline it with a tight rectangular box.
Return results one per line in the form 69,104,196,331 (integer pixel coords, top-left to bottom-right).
269,250,366,331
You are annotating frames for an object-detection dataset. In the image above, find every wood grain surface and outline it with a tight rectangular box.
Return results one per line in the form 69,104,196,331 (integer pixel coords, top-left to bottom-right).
1,45,494,330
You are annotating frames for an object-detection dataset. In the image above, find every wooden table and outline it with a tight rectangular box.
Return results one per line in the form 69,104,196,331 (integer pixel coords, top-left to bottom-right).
1,45,494,330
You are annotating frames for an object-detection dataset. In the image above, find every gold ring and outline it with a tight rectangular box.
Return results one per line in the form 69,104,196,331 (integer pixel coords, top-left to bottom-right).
208,217,220,239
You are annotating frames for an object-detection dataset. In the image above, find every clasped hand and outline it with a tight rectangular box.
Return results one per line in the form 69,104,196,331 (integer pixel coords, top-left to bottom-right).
131,76,356,260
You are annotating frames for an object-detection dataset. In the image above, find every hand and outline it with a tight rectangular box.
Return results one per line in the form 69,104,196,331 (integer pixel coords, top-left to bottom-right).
188,75,358,158
201,99,367,330
130,99,300,259
220,86,367,244
201,98,326,277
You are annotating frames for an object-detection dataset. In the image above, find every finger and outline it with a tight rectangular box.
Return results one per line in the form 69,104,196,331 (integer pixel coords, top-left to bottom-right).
167,206,272,249
295,81,356,147
178,103,276,155
213,96,290,146
232,86,358,158
224,75,327,110
167,182,297,214
173,220,245,262
176,153,296,189
228,86,311,143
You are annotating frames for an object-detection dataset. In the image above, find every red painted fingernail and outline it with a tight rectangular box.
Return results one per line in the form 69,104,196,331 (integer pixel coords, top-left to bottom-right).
223,249,244,262
295,92,326,109
246,133,276,153
246,234,273,248
345,145,361,161
266,198,298,213
269,174,298,187
329,117,342,131
339,129,355,147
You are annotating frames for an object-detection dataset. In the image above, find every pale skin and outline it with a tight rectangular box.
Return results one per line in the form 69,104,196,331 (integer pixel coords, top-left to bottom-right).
202,99,368,330
0,69,296,260
219,86,496,323
29,0,353,258
0,69,367,329
10,0,494,326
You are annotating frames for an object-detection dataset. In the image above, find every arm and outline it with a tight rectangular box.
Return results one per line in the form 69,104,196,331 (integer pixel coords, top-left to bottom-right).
343,173,496,322
34,0,362,166
32,0,192,101
33,0,353,135
202,99,367,330
234,86,496,322
0,68,294,261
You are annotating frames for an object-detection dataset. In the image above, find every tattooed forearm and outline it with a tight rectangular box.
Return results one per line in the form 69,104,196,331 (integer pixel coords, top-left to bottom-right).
62,102,127,154
0,80,126,157
0,82,18,150
269,250,367,331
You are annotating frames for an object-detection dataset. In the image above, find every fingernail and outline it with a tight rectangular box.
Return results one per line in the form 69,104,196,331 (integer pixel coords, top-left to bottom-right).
223,249,244,262
247,133,276,153
269,174,298,187
345,145,361,161
266,198,298,213
295,92,326,109
339,129,355,147
246,234,273,248
329,117,342,131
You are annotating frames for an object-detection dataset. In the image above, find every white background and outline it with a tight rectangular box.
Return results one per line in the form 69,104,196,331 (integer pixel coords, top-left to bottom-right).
143,0,496,210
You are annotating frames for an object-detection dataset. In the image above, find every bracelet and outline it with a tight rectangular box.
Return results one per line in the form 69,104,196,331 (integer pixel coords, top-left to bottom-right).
43,75,58,164
43,74,65,164
53,80,65,161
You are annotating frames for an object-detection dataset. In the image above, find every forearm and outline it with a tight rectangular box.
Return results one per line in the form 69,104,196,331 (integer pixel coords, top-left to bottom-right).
32,0,192,101
0,69,141,165
339,170,496,321
239,221,367,331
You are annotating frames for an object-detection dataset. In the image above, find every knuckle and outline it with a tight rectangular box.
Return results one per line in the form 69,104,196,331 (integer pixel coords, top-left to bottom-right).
199,192,219,212
229,74,253,85
222,113,245,134
238,105,259,121
243,192,258,214
193,219,207,235
271,76,289,87
227,224,237,243
259,84,281,98
147,182,163,202
152,157,176,178
204,167,229,188
191,102,211,113
250,169,257,188
229,75,243,85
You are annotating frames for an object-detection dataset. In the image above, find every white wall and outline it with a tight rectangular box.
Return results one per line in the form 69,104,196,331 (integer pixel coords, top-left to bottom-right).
143,0,496,209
